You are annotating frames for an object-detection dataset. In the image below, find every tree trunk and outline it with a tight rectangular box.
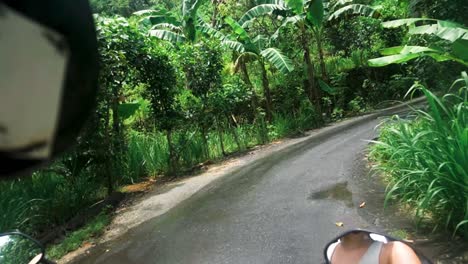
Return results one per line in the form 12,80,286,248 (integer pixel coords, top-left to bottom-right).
211,0,220,27
259,59,273,122
103,96,113,196
315,29,329,82
300,25,322,116
239,62,259,113
216,118,226,156
200,125,210,160
227,114,242,151
166,129,176,174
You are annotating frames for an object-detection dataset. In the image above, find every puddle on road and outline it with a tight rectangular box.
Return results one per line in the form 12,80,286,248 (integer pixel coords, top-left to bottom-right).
308,182,354,207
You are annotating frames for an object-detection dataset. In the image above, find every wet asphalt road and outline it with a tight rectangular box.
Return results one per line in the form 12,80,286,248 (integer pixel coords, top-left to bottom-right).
74,117,384,264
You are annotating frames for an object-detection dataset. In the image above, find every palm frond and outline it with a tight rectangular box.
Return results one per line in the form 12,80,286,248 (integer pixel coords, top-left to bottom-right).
328,4,379,21
149,29,186,43
260,48,294,74
239,4,288,28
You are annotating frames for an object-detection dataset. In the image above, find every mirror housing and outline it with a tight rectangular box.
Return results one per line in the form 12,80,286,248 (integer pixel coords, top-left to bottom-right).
0,232,45,264
0,0,99,177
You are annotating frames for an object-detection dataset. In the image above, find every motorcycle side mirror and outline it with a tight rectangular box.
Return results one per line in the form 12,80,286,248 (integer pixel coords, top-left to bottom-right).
323,230,432,264
0,232,45,264
0,0,98,177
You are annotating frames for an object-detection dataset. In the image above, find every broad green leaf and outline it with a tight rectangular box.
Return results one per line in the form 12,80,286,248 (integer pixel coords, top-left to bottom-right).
369,53,422,67
306,0,324,27
197,18,228,40
409,24,468,42
221,40,246,53
252,35,269,49
118,103,141,119
285,0,303,14
133,9,160,16
369,47,458,67
257,0,286,4
151,23,182,31
225,17,251,43
380,46,405,56
149,29,186,43
147,15,181,27
400,46,440,54
182,0,205,18
260,48,294,74
318,80,337,94
382,18,436,28
239,4,288,28
328,4,379,21
331,0,353,10
452,39,468,61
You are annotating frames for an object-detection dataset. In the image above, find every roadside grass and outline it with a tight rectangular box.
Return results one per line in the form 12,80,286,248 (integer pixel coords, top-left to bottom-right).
47,212,111,260
125,108,318,182
0,108,319,258
0,171,105,236
369,75,468,238
389,229,410,240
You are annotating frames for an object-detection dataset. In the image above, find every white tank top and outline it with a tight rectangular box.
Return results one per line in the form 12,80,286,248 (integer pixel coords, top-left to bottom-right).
359,241,383,264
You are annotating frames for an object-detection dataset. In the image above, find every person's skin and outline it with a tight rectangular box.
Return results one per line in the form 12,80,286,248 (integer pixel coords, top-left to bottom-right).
331,232,422,264
331,232,373,263
380,241,422,264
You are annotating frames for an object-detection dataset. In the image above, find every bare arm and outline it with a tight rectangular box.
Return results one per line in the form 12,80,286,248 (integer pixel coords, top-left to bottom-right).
387,241,421,264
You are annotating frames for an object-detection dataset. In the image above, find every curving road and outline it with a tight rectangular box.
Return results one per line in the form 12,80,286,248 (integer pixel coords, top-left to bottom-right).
72,106,415,264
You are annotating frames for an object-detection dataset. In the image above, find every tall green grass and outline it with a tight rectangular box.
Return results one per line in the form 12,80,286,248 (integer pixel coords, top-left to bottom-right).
125,107,318,180
370,75,468,237
0,171,104,236
0,105,318,243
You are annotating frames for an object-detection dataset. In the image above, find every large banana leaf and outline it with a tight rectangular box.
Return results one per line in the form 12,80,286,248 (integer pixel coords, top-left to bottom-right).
373,19,468,66
285,0,303,14
221,40,246,53
328,4,379,21
151,23,182,32
182,0,205,19
252,35,270,49
381,18,468,52
225,17,251,43
149,29,186,43
234,52,259,72
144,15,181,27
260,48,294,74
381,18,436,28
368,46,464,67
118,103,141,120
453,39,468,61
318,79,337,94
409,24,468,42
134,9,160,16
197,18,228,41
134,9,181,26
239,4,288,27
331,0,353,10
257,0,286,4
306,0,324,27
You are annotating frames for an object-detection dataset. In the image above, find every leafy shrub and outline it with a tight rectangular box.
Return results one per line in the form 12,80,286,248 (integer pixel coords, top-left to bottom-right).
370,74,468,237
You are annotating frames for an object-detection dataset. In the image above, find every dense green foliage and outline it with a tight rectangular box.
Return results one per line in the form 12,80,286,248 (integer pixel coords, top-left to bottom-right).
370,73,468,236
1,0,466,249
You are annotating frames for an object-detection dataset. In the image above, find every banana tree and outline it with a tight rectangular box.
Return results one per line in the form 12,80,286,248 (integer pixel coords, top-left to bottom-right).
134,0,207,43
238,0,378,114
369,18,468,67
219,17,294,121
